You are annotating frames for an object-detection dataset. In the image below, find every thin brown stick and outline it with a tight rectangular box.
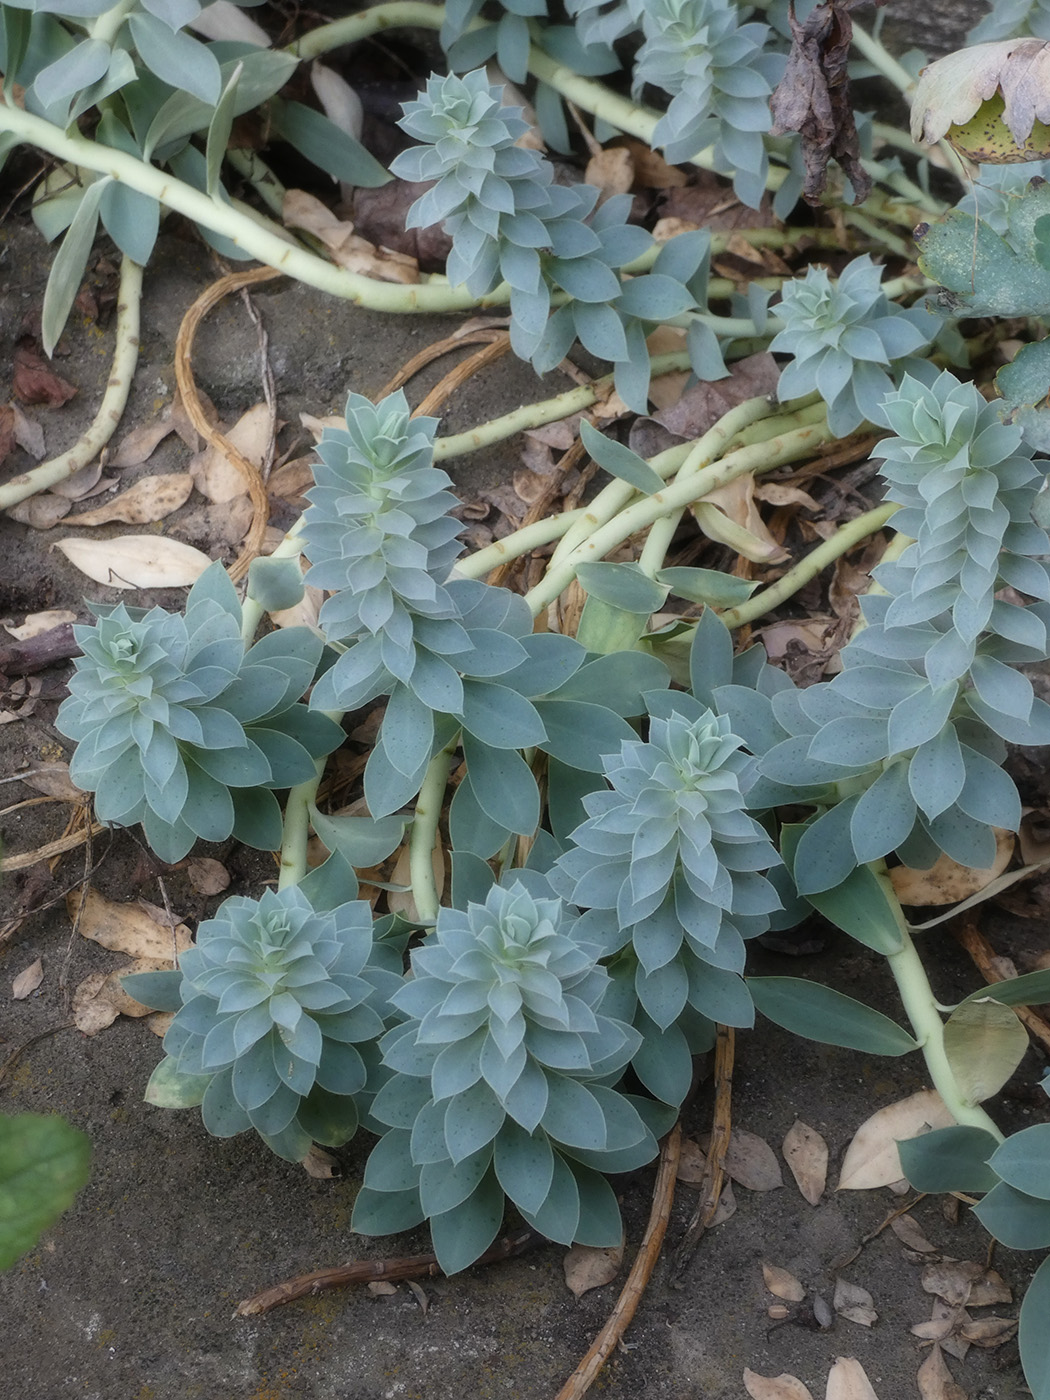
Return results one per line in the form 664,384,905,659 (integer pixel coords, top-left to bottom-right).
0,623,80,675
414,334,512,418
672,1024,734,1281
173,266,281,581
376,327,508,399
0,1022,75,1091
952,919,1050,1054
0,819,106,873
235,1226,540,1316
554,1122,682,1400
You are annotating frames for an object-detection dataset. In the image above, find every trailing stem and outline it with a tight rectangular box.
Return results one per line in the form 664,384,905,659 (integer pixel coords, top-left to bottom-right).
408,743,456,925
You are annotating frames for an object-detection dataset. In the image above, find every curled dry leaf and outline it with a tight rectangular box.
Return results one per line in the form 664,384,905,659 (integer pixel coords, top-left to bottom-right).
405,1279,429,1314
890,830,1013,905
923,1260,1011,1309
53,534,213,589
300,1145,338,1179
743,1370,815,1400
190,403,272,504
563,1236,625,1299
833,1278,877,1327
763,1262,806,1303
584,146,634,199
911,39,1050,162
694,474,790,564
824,1357,881,1400
888,1213,936,1254
4,609,77,641
72,959,167,1035
68,887,192,961
12,957,44,999
368,1281,398,1297
63,474,194,527
13,344,77,406
7,494,72,529
186,857,231,896
838,1091,955,1191
916,1344,969,1400
283,190,420,283
12,402,45,458
783,1119,828,1205
957,1315,1017,1347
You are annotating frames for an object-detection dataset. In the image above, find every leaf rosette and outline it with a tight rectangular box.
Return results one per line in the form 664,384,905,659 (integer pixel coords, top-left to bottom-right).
125,887,397,1162
56,563,342,862
352,880,670,1274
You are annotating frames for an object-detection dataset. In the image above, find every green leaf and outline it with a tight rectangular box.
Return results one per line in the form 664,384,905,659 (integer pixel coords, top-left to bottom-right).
144,1057,213,1109
296,849,360,910
41,176,108,357
988,1124,1050,1200
796,856,907,956
351,1184,425,1235
974,1180,1050,1250
120,969,183,1013
128,13,220,104
246,555,305,614
462,735,539,837
576,562,668,615
579,419,665,495
205,59,242,200
428,1169,505,1273
0,1114,91,1269
917,204,1050,318
144,49,297,157
943,999,1030,1106
33,36,110,104
897,1125,1000,1194
1021,1255,1050,1400
747,977,919,1055
269,97,391,188
296,1087,359,1148
657,567,757,608
575,595,650,655
961,968,1050,1008
309,807,406,869
100,182,159,266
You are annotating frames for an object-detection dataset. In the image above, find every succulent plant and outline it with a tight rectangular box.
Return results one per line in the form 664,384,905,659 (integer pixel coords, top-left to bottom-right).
123,887,399,1162
769,255,939,436
352,879,671,1273
56,562,343,863
968,0,1050,44
567,0,644,48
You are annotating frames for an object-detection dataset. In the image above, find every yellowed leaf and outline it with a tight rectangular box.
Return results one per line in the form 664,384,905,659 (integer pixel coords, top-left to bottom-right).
743,1370,815,1400
824,1357,880,1400
916,1344,969,1400
12,957,43,999
68,887,192,960
3,609,76,640
563,1236,624,1298
53,534,212,589
63,474,194,527
890,830,1014,905
186,857,231,896
763,1262,805,1302
190,404,271,504
838,1090,955,1191
943,997,1029,1104
783,1119,827,1206
694,474,790,564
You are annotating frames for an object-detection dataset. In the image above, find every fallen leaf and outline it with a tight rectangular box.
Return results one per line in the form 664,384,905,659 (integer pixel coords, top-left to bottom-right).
942,997,1029,1105
189,404,272,504
53,534,213,589
890,830,1014,905
13,344,77,406
12,958,43,999
584,146,634,198
186,857,231,896
916,1344,969,1400
743,1370,815,1400
824,1356,881,1400
833,1278,877,1327
619,137,688,188
110,415,177,468
406,1279,429,1314
694,474,791,564
709,1178,737,1226
628,352,781,458
912,1298,970,1357
783,1120,827,1205
7,494,72,529
270,583,323,631
72,960,167,1035
563,1237,625,1298
889,1213,936,1254
4,609,77,641
68,887,192,960
367,1281,398,1297
957,1315,1017,1347
763,1262,806,1302
48,459,106,500
0,403,15,466
283,190,420,283
676,1137,707,1184
707,1128,783,1192
968,1269,1012,1308
144,1011,173,1038
62,474,194,527
922,1260,1011,1308
12,403,45,458
268,455,315,505
838,1091,955,1191
300,1145,338,1179
18,763,85,802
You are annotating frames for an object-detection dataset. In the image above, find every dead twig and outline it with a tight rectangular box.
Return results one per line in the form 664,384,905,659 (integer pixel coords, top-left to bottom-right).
173,265,282,581
827,1193,929,1272
672,1023,734,1281
0,623,80,675
0,1022,76,1091
376,327,509,399
235,1226,541,1316
0,819,106,873
952,918,1050,1055
555,1122,682,1400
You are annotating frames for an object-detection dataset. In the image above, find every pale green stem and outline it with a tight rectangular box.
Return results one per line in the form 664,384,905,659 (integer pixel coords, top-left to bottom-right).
846,209,915,259
718,502,899,629
409,742,456,924
278,762,326,890
455,509,586,580
886,916,1004,1140
0,255,142,509
849,22,917,97
90,0,137,45
226,147,290,221
528,415,834,614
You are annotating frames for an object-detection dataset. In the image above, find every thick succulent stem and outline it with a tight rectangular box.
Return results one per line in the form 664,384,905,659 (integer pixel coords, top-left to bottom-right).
278,762,326,890
0,256,142,509
409,742,456,925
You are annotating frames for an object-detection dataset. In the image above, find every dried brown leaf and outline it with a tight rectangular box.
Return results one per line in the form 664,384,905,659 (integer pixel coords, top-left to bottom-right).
7,494,72,529
584,146,634,198
824,1357,881,1400
619,137,688,188
368,1281,398,1297
268,456,315,505
12,957,43,999
405,1279,429,1314
676,1136,707,1185
189,403,271,504
0,403,15,467
721,1128,783,1191
13,345,78,406
72,958,167,1035
957,1315,1017,1347
968,1269,1012,1307
68,887,192,961
833,1278,877,1327
19,762,84,802
783,1119,828,1205
922,1260,983,1308
110,414,177,469
48,460,106,501
63,474,194,527
12,403,45,458
708,1178,737,1226
283,190,420,282
916,1344,969,1400
890,829,1014,905
53,534,213,589
563,1236,625,1298
763,1262,806,1302
4,609,77,641
889,1213,936,1254
186,857,231,896
300,1145,338,1179
743,1370,815,1400
838,1091,955,1191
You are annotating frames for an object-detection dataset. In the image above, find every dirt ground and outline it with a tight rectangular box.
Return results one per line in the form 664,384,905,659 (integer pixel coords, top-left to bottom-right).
0,141,1046,1400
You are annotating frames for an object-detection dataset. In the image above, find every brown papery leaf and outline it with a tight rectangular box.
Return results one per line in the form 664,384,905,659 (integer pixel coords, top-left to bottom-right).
110,413,178,469
53,534,212,589
64,474,194,527
783,1119,828,1205
957,1315,1017,1347
283,190,420,283
716,1128,784,1191
824,1357,881,1400
0,403,16,466
743,1370,815,1400
190,403,272,504
763,1262,806,1302
889,1213,937,1254
833,1278,877,1326
708,1179,737,1226
890,830,1014,905
68,887,192,961
584,146,634,199
48,459,106,501
12,957,44,999
7,494,71,529
676,1136,707,1185
922,1260,985,1308
838,1091,955,1190
186,857,231,896
368,1281,398,1297
968,1268,1012,1307
13,344,78,406
268,456,315,506
71,958,169,1035
12,403,45,458
917,1344,969,1400
19,762,84,802
563,1236,624,1299
300,1145,338,1179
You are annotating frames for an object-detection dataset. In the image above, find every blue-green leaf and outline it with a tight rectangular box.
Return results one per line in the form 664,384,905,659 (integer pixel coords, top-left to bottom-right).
1020,1255,1050,1400
579,419,664,495
0,1113,91,1269
269,97,390,187
988,1125,1050,1201
748,977,918,1055
897,1125,1000,1194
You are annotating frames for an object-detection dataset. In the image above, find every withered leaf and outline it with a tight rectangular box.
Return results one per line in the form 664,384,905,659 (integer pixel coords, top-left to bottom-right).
63,474,194,527
563,1237,624,1299
922,1259,989,1308
743,1370,815,1400
13,344,78,406
763,1262,806,1302
0,404,15,467
833,1277,877,1327
824,1356,881,1400
53,534,213,589
916,1344,969,1400
12,957,44,999
838,1091,955,1190
68,886,192,961
956,1315,1017,1347
888,1212,936,1254
186,857,231,896
703,1127,783,1191
782,1119,828,1205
